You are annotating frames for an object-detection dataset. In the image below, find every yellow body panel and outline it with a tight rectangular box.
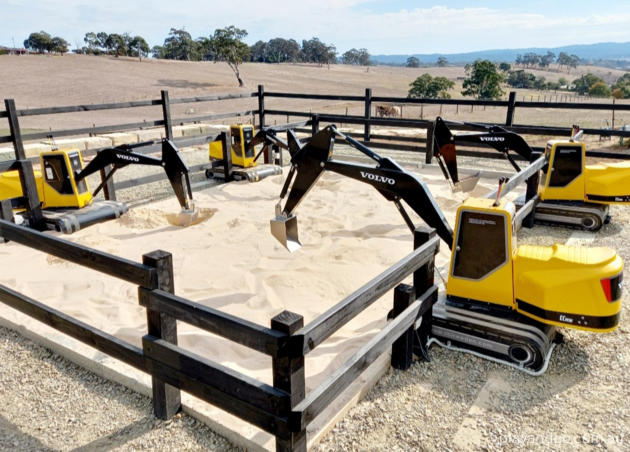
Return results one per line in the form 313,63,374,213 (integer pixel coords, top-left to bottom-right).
209,125,257,168
446,198,516,308
584,161,630,203
514,244,622,332
0,149,92,210
539,141,586,201
445,197,622,333
538,140,630,205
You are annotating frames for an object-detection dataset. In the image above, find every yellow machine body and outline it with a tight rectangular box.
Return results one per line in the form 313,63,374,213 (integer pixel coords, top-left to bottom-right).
0,149,92,210
446,198,516,308
209,125,257,168
446,197,622,332
514,244,622,332
539,140,630,204
585,161,630,203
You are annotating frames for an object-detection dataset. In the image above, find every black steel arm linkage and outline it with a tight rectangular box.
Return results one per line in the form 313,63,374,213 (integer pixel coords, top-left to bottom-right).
75,139,193,210
432,116,535,182
278,125,454,248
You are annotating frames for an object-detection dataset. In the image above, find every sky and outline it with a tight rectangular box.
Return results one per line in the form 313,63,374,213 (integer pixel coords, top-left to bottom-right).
1,0,630,55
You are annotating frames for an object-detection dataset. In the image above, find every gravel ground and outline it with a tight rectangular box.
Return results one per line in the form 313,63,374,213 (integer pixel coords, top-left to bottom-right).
2,144,629,451
0,326,238,451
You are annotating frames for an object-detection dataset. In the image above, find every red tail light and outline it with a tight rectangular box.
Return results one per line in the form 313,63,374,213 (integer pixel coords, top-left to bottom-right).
601,274,623,302
601,279,612,301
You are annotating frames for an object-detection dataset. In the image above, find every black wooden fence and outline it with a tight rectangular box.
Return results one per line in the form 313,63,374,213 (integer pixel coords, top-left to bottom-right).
260,87,630,161
0,210,439,451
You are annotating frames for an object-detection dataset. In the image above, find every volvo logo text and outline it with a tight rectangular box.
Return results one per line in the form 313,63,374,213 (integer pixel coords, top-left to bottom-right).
360,171,395,185
116,154,140,162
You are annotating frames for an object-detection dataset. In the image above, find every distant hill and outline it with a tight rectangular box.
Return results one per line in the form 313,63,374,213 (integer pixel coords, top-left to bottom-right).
372,41,630,65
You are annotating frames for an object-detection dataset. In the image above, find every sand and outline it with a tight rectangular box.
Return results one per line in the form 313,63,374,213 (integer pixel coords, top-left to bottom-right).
0,164,497,446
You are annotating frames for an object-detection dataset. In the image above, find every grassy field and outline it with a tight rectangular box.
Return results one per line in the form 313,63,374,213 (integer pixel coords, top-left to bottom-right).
0,54,628,143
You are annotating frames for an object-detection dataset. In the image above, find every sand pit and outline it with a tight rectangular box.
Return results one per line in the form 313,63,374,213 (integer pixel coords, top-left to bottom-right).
0,168,498,449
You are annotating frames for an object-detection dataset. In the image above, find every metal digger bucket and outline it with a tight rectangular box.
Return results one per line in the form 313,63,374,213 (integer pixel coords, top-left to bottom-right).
270,214,301,252
453,172,480,193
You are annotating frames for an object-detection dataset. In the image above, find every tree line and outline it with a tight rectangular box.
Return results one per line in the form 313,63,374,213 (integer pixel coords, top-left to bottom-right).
515,51,580,72
23,31,69,54
407,60,630,100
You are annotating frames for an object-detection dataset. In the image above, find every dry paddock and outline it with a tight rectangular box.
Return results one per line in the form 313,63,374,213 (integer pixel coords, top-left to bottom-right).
0,146,629,451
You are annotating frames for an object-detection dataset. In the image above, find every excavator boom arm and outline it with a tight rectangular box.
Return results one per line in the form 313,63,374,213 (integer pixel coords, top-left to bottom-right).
74,139,193,210
432,117,535,184
275,125,454,249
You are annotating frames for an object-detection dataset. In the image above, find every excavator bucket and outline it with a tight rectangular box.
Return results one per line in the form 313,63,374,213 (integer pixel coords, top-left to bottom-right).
271,213,301,252
161,140,198,225
433,117,478,193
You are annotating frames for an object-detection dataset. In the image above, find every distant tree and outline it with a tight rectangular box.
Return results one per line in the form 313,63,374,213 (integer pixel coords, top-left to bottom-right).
506,70,536,89
24,31,68,54
589,81,611,97
96,32,109,50
572,73,603,94
161,28,199,61
540,51,555,68
105,33,127,56
249,40,267,62
406,56,420,68
558,76,568,87
196,37,215,61
612,73,630,98
83,32,102,54
208,26,250,86
408,73,454,99
546,81,561,90
515,54,523,66
128,36,150,60
461,60,504,99
521,52,540,68
151,45,165,59
499,62,511,72
557,52,580,72
533,76,547,90
51,36,69,54
301,38,336,66
436,56,447,67
342,48,370,66
23,31,53,53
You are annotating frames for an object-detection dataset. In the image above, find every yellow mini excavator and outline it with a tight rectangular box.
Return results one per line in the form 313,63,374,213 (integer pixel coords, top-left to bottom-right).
0,139,194,233
431,117,630,231
270,125,623,373
207,124,289,182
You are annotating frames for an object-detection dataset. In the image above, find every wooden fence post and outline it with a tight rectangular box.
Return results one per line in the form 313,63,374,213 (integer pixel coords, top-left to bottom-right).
311,114,319,137
5,99,45,228
4,99,26,160
0,199,14,243
221,131,232,181
99,165,117,201
161,90,173,141
391,284,415,370
258,84,265,130
271,310,305,452
15,160,45,230
364,88,372,142
413,226,437,361
142,250,181,420
425,120,434,164
505,91,516,127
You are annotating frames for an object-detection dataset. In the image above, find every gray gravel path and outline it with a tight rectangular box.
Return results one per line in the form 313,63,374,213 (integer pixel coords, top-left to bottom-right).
0,325,238,451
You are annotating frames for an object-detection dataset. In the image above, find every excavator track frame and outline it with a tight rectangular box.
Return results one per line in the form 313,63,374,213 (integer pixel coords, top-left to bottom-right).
429,296,559,374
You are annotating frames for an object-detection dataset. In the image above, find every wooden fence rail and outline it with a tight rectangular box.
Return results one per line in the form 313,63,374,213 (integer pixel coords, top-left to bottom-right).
0,217,439,451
